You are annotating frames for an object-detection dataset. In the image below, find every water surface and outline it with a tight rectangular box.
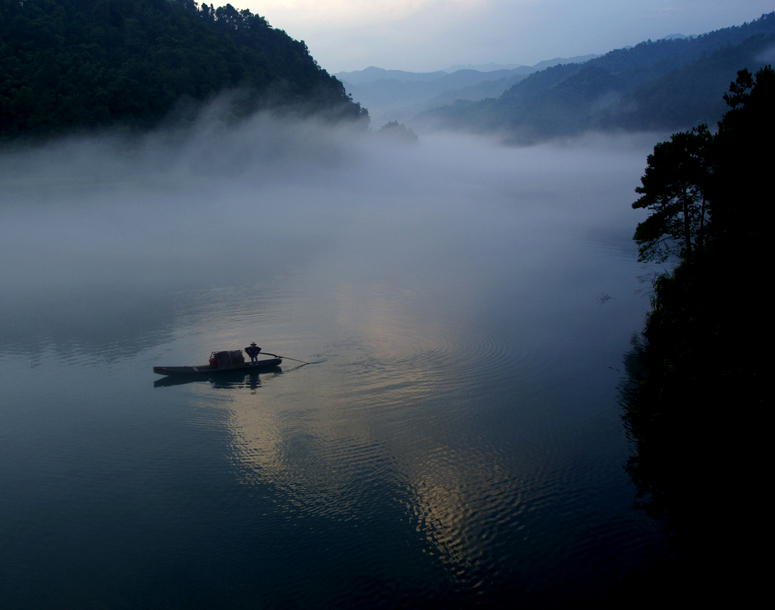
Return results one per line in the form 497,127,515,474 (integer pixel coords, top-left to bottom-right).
0,122,665,608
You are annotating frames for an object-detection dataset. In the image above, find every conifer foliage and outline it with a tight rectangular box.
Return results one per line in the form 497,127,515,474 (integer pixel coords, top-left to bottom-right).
0,0,367,140
632,125,712,262
623,66,773,601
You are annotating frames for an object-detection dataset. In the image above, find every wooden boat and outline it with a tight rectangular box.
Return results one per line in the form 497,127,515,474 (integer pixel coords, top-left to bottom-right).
153,356,282,376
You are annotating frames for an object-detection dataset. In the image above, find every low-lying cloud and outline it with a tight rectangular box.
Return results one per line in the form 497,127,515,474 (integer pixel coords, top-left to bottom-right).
0,107,657,361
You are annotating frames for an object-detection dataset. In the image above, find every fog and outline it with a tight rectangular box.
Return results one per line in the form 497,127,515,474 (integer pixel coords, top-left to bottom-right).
0,111,657,363
0,112,667,608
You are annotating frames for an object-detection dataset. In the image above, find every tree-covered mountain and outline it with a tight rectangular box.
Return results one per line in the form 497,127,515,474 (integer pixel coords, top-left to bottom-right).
336,56,596,128
424,13,775,141
0,0,367,141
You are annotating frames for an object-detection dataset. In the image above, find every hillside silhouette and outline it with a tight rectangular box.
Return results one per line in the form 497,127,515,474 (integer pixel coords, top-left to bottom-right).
423,13,775,141
0,0,367,141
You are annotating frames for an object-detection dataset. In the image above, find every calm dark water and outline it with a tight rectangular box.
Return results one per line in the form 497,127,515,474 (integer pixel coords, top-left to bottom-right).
0,125,665,608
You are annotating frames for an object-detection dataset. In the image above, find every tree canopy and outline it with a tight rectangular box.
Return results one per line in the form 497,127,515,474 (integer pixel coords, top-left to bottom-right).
632,125,712,262
622,65,773,604
711,64,775,248
631,65,774,263
0,0,367,141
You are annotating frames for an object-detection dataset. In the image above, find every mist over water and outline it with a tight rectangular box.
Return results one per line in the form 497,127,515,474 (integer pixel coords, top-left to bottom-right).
0,115,665,608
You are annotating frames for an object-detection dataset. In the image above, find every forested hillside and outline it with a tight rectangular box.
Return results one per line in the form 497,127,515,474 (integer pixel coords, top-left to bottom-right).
426,13,775,141
621,66,772,604
0,0,367,140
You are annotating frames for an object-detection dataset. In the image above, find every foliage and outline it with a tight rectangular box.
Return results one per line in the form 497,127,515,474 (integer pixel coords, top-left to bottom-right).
376,120,418,143
631,65,775,264
622,66,773,598
711,65,775,248
632,125,712,262
0,0,367,140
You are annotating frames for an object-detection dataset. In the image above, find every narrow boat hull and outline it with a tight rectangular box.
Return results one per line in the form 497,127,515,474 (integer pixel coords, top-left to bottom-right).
153,358,282,376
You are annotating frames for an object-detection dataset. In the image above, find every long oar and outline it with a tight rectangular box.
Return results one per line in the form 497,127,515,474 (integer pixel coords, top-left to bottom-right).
261,351,310,365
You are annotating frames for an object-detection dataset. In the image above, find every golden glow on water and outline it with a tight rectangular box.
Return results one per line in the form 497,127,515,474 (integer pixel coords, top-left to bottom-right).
178,255,578,576
201,281,531,575
1,129,665,607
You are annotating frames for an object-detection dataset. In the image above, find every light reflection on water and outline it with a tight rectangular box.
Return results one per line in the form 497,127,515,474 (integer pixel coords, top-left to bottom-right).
0,126,665,608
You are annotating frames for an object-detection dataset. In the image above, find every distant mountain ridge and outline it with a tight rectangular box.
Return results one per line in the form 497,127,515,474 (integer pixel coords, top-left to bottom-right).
335,56,596,127
423,13,775,141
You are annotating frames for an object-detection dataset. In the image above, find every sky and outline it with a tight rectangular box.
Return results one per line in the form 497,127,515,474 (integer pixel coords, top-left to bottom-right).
239,0,774,73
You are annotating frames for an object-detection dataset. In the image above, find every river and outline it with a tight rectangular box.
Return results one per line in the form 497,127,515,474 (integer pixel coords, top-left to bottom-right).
0,120,666,608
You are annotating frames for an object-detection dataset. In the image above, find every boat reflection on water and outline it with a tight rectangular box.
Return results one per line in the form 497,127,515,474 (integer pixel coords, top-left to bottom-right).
153,367,283,389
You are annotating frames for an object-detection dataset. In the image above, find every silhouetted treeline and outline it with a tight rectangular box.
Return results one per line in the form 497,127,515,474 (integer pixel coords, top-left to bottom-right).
376,120,418,143
0,0,367,141
427,13,775,142
621,66,772,605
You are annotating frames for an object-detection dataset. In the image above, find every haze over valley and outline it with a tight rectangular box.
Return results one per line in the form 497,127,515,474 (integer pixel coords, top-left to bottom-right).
338,13,775,141
1,1,770,607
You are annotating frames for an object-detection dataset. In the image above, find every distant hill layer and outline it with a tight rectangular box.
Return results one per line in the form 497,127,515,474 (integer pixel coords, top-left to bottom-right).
424,13,775,141
0,0,367,140
335,57,596,127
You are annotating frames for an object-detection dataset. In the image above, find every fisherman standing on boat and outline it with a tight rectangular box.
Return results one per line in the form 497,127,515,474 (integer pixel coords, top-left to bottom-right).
245,342,261,364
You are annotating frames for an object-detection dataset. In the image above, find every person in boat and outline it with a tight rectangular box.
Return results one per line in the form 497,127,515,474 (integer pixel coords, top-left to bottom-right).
245,342,261,364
